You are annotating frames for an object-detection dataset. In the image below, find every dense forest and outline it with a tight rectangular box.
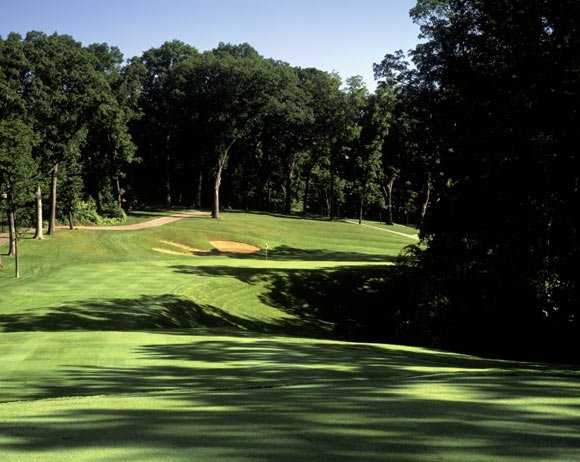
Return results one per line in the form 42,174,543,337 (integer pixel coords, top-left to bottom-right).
1,0,579,360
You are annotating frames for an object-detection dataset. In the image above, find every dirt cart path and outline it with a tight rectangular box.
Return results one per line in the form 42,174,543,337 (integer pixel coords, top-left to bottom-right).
0,211,208,246
344,220,420,241
67,210,209,231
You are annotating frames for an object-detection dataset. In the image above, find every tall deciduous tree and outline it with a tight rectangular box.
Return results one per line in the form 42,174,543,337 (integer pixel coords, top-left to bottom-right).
23,32,107,235
132,41,198,207
176,44,276,218
0,118,38,277
350,85,394,224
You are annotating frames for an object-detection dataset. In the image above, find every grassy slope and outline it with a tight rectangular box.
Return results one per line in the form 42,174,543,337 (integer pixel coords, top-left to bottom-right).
0,212,406,333
0,211,579,461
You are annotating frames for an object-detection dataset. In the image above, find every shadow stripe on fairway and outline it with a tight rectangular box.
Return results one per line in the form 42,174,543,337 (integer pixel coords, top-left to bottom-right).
0,368,571,409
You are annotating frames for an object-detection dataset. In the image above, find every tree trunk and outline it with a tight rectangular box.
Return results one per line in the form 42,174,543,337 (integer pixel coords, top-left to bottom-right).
68,211,75,230
211,140,236,219
96,191,102,213
165,153,172,208
244,177,250,211
14,232,19,279
284,176,292,215
419,173,432,228
284,157,297,216
324,188,331,218
115,176,123,209
8,208,16,257
196,167,203,209
33,185,44,240
302,165,313,217
212,160,224,219
386,181,394,225
382,176,397,225
358,193,364,225
165,133,172,208
48,162,58,235
329,167,336,220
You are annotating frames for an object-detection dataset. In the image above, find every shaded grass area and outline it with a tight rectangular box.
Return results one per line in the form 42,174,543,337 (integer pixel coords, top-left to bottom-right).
0,259,391,337
0,262,396,340
0,331,579,461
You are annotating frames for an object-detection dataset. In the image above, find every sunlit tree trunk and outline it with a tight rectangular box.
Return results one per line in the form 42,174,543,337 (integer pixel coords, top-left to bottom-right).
302,164,313,216
33,185,44,240
8,208,16,256
382,174,397,225
211,139,236,219
115,176,123,209
14,233,19,279
212,162,223,219
48,163,58,235
419,173,433,228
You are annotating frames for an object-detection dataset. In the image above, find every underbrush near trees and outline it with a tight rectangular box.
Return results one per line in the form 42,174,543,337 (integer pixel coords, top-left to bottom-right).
74,199,127,225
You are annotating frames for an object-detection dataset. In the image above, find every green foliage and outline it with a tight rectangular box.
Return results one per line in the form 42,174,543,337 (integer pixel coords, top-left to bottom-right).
73,198,101,224
378,0,580,356
0,118,38,213
100,203,127,221
74,198,126,225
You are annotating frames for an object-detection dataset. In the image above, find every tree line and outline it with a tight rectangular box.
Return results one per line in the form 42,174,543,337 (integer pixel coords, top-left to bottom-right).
367,0,580,360
0,32,432,269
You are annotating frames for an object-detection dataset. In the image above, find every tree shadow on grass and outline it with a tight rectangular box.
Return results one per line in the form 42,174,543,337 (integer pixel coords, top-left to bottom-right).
171,264,411,341
232,245,398,262
0,294,269,333
0,263,402,340
0,263,396,338
1,335,579,461
0,291,336,338
226,209,332,222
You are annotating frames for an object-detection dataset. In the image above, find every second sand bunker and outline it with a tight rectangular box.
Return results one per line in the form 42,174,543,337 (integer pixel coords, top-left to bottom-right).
209,240,260,254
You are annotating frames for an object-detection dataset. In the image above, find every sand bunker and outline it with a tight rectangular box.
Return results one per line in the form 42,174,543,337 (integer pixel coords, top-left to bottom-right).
153,239,260,257
210,240,260,254
152,247,192,256
159,240,203,253
152,240,207,257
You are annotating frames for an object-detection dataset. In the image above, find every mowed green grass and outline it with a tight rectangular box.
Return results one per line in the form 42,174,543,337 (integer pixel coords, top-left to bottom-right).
0,211,579,462
0,212,406,333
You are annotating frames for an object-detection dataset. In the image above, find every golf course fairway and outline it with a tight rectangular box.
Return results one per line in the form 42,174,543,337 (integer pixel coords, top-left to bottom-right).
0,212,578,461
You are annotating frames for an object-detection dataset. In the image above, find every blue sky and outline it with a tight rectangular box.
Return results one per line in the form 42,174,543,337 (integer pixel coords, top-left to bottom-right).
0,0,420,90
